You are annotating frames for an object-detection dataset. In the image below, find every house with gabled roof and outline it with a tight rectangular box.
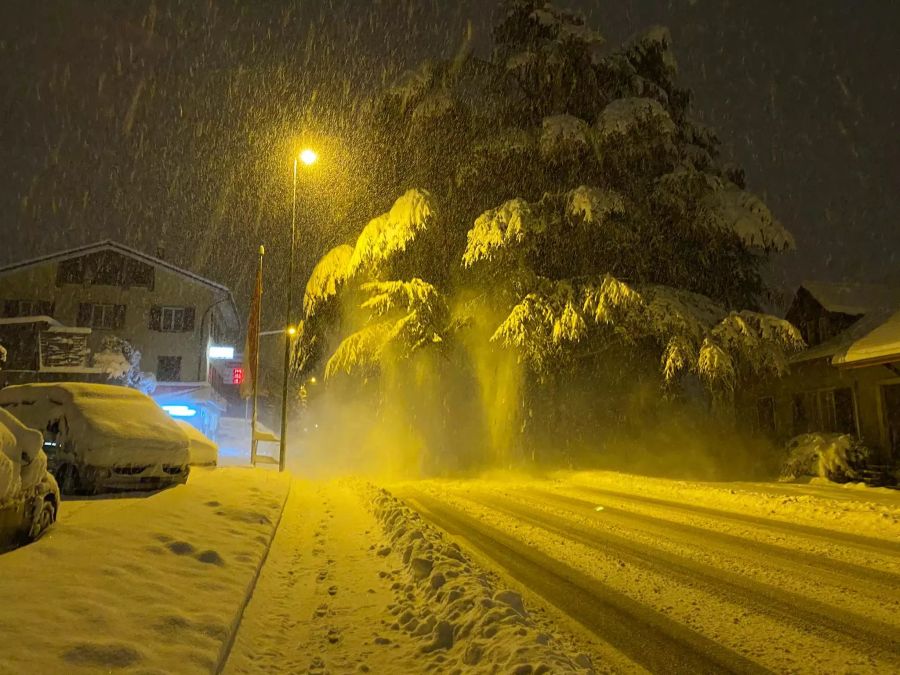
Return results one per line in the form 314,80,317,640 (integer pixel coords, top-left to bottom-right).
0,240,240,396
752,281,900,465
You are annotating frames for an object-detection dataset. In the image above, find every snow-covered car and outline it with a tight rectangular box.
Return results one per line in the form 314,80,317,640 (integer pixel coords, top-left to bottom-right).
0,383,190,494
176,420,218,467
0,407,59,548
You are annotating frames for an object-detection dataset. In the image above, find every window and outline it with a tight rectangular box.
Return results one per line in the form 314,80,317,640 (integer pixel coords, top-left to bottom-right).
77,303,126,330
157,356,182,382
56,258,84,285
818,315,831,343
56,252,154,288
149,305,195,332
162,307,184,332
832,387,856,435
792,393,813,435
804,319,820,346
122,258,154,288
792,387,856,435
91,251,125,286
756,397,776,434
1,299,53,318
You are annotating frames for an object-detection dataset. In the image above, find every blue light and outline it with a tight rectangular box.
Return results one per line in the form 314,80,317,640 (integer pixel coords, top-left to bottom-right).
162,404,198,418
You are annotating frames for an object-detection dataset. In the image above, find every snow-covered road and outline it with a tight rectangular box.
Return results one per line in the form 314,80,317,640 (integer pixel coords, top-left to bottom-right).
2,468,897,674
394,474,900,674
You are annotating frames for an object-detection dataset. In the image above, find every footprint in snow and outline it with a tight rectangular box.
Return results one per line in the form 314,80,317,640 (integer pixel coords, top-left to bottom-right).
328,585,338,596
196,550,225,566
166,541,196,556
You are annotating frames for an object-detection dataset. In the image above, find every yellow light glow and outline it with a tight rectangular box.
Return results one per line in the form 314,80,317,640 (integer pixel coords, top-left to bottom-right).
309,377,317,385
299,149,318,166
286,326,297,336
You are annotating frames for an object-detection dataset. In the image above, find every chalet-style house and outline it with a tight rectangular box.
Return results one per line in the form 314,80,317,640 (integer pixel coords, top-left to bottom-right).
0,241,240,436
758,282,900,462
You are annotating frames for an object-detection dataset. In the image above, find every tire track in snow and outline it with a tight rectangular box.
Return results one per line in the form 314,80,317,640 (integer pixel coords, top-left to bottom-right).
463,490,900,668
526,487,900,594
571,484,900,558
401,489,769,675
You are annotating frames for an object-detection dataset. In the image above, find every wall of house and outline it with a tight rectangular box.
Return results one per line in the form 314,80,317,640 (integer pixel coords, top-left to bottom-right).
760,356,899,461
0,258,232,383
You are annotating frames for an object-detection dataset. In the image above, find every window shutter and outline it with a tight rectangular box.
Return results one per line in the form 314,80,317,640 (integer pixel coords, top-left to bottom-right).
2,300,16,318
76,303,92,327
149,305,162,330
183,307,196,332
114,305,127,329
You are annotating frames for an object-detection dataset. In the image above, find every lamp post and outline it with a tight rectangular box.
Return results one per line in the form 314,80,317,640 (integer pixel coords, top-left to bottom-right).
279,148,317,472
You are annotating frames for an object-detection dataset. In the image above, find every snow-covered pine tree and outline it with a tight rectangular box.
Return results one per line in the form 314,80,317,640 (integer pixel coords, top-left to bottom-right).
298,1,802,467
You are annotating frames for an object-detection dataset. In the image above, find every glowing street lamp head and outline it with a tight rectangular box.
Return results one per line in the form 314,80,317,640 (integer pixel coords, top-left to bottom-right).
286,326,298,336
299,149,318,166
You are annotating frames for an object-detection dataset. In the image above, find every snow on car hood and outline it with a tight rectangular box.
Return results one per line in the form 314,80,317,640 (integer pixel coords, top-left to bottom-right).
0,383,189,468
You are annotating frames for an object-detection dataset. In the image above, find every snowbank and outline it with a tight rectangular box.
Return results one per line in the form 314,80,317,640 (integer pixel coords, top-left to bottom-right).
0,382,189,467
0,407,46,503
176,420,219,466
0,468,290,674
368,486,592,672
779,433,872,483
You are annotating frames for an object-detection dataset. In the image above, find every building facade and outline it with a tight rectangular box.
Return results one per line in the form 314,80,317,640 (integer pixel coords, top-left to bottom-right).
0,241,239,387
749,282,900,464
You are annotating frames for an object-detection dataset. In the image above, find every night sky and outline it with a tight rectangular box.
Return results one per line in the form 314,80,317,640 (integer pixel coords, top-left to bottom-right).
1,0,898,311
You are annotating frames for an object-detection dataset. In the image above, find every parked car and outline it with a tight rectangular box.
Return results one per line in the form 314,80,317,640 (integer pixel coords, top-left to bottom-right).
1,407,59,549
0,383,190,494
176,420,219,467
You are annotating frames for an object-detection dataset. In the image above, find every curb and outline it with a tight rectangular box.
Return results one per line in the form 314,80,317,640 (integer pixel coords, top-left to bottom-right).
214,477,292,674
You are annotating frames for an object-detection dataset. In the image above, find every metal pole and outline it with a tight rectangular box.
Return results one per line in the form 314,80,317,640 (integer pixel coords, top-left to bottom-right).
279,159,298,472
251,245,264,467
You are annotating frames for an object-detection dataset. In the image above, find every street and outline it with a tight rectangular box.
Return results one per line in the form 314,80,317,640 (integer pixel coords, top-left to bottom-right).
1,469,898,674
395,475,900,673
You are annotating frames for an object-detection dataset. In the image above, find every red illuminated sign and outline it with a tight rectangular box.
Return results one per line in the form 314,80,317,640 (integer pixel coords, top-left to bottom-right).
231,367,244,385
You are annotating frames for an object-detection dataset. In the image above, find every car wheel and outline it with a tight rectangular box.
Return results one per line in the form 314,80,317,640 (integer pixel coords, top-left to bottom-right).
27,499,56,541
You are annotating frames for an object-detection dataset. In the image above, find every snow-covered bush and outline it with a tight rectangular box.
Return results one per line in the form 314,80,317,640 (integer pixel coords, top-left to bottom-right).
779,433,873,483
92,337,156,394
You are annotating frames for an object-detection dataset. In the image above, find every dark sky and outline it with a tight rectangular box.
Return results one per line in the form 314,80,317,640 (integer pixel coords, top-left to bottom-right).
1,0,898,309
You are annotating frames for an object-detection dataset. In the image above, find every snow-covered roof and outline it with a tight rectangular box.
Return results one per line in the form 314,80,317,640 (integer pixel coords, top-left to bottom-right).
834,308,900,367
790,308,891,364
0,315,62,327
800,281,900,316
0,240,240,331
791,305,900,367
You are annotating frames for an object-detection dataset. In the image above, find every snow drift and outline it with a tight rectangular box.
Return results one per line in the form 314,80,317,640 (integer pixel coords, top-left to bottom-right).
779,433,872,483
368,486,592,672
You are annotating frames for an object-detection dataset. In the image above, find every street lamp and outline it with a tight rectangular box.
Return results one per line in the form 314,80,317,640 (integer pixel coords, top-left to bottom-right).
280,149,317,473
